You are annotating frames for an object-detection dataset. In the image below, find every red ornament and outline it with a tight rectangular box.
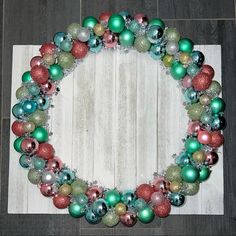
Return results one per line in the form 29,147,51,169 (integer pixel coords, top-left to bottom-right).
40,81,56,95
103,30,118,48
46,157,63,172
40,184,55,197
209,131,224,148
30,56,42,68
192,72,212,91
37,143,54,160
134,13,148,25
71,40,88,59
136,184,154,202
153,176,170,194
153,199,171,218
205,151,219,165
197,130,212,145
39,43,56,56
201,64,215,80
12,121,25,136
30,65,49,84
21,138,39,154
53,194,71,209
99,11,112,24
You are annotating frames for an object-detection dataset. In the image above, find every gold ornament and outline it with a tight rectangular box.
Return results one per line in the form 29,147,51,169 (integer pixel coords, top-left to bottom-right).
115,203,127,215
170,181,182,192
199,94,211,106
162,54,174,67
43,53,56,65
192,150,206,164
179,52,190,65
59,183,72,196
94,23,105,36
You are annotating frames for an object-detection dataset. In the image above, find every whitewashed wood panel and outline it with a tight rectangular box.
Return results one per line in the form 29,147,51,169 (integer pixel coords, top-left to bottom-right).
8,45,223,214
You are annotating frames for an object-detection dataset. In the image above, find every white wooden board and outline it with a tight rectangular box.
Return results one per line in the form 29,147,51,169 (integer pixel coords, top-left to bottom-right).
8,45,223,214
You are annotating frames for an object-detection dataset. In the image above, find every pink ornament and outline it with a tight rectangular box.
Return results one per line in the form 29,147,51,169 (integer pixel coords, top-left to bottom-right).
120,211,137,227
134,13,148,25
30,56,42,68
187,121,201,135
153,176,170,194
150,191,165,205
205,151,219,165
197,130,212,145
21,138,39,154
182,75,192,88
40,81,56,95
153,199,171,218
86,186,103,202
103,30,118,48
46,157,63,172
40,183,55,197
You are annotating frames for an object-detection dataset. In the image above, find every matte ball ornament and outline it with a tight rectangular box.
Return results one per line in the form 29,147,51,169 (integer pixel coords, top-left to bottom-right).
184,88,199,104
134,198,147,211
53,194,71,209
169,181,182,193
153,199,171,217
119,29,135,47
12,120,25,136
146,25,163,44
211,115,226,131
30,65,49,84
71,179,88,196
181,181,199,196
197,130,212,145
150,191,165,205
99,11,112,24
108,14,125,33
192,72,212,91
149,18,165,29
22,100,37,114
28,168,41,185
92,199,108,217
170,61,187,80
187,102,205,121
49,64,64,81
210,97,225,114
128,19,141,33
16,86,29,100
185,137,202,154
46,157,63,172
115,203,127,216
199,94,211,106
85,208,102,224
165,164,182,182
200,111,213,125
178,38,194,53
134,13,148,25
58,183,72,196
103,30,118,48
121,190,136,205
206,80,222,97
192,150,206,164
209,131,224,148
58,52,75,69
77,27,90,42
175,152,191,167
40,183,55,197
13,137,24,153
19,154,31,168
71,40,88,59
181,165,199,183
136,184,154,202
120,211,137,227
42,52,56,65
162,54,174,67
165,28,180,42
58,169,75,184
205,151,219,165
67,22,80,39
102,211,119,227
134,35,151,53
86,186,103,202
53,32,66,46
191,51,205,67
88,36,103,53
137,206,154,224
30,56,42,68
201,64,215,79
104,189,121,207
21,138,39,154
39,43,56,56
33,157,46,170
166,41,179,55
28,83,40,96
153,176,170,193
36,143,54,160
198,166,211,182
94,23,105,36
187,63,200,77
179,52,191,65
82,16,98,29
69,202,85,218
168,192,185,207
149,44,165,60
60,39,73,52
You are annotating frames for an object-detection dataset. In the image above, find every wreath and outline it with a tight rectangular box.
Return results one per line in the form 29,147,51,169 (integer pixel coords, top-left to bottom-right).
11,11,225,227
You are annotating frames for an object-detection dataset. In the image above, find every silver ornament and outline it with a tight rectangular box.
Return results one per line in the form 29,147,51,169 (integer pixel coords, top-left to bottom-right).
41,171,57,184
166,41,179,55
77,27,90,42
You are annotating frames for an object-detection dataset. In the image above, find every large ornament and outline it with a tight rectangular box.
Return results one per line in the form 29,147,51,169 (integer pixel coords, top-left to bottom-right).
181,165,199,183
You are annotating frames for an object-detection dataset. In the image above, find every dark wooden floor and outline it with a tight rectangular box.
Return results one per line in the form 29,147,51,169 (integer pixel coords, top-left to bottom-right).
0,0,236,235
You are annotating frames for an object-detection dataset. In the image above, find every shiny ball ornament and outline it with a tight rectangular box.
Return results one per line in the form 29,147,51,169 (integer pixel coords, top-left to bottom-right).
211,115,226,130
128,19,141,33
67,22,80,39
210,97,225,114
209,131,224,148
88,36,102,53
53,194,71,209
146,25,163,44
182,75,192,88
181,165,199,183
82,16,98,29
36,143,54,160
168,192,185,207
178,38,194,53
165,28,180,42
149,18,165,29
181,181,199,196
199,94,211,106
201,64,215,79
169,181,182,193
170,61,187,80
192,72,212,91
77,27,90,42
120,211,137,227
150,191,165,205
85,208,102,224
162,54,174,67
119,10,132,21
22,100,37,114
104,189,121,207
28,168,41,185
166,41,179,55
207,80,222,97
58,169,75,184
28,84,40,96
185,137,202,154
94,23,105,36
33,157,46,170
21,138,39,154
200,111,213,125
134,13,148,25
108,14,125,33
192,150,206,164
86,186,103,202
121,190,136,205
102,211,119,227
40,81,56,95
69,202,85,218
205,151,219,165
153,199,171,217
99,11,112,24
40,183,55,197
115,203,127,216
28,109,48,126
58,183,72,196
12,121,25,136
136,184,154,202
187,119,201,133
16,86,29,100
179,52,191,65
119,29,135,47
58,52,75,69
30,56,42,68
103,30,118,48
137,206,154,224
153,176,170,193
198,166,211,182
92,199,108,217
71,179,88,196
30,65,49,84
175,152,191,167
191,51,205,67
19,154,32,168
134,198,147,211
22,71,32,84
197,130,212,145
46,157,63,172
53,32,66,46
165,164,182,182
60,39,73,52
149,44,165,60
39,43,56,56
74,193,88,206
71,40,88,59
184,88,199,104
187,63,200,77
41,170,57,184
35,96,50,111
13,137,24,153
49,64,64,81
134,35,151,53
187,102,205,121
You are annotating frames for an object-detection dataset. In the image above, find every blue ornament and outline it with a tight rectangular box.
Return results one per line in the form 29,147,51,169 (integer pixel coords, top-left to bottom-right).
175,152,191,167
58,169,76,184
119,10,132,21
168,192,185,207
134,198,147,211
85,208,102,224
28,84,40,96
184,88,199,104
53,32,66,46
19,154,32,168
60,39,73,52
191,51,205,67
74,193,88,206
88,36,102,53
91,199,108,217
146,25,163,44
211,115,226,131
187,63,200,77
149,43,165,60
35,96,50,110
12,103,24,118
121,190,136,205
22,100,37,114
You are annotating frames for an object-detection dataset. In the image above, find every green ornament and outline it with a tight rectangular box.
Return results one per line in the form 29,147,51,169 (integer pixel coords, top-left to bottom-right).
67,23,80,39
182,181,200,196
102,211,119,227
104,189,121,207
137,206,154,224
206,80,222,97
71,179,88,196
69,202,85,218
16,86,29,100
200,111,213,125
165,28,180,42
134,198,147,211
13,137,24,153
187,102,205,120
187,63,200,77
149,18,165,29
185,137,202,154
28,169,41,184
28,110,48,126
74,193,88,206
58,52,75,69
134,35,151,53
31,126,49,142
198,166,211,182
49,64,64,81
128,19,141,33
108,14,125,33
170,61,187,80
179,38,194,53
210,97,225,114
165,164,182,182
119,29,135,47
82,16,98,29
22,71,32,83
33,157,45,170
181,165,199,183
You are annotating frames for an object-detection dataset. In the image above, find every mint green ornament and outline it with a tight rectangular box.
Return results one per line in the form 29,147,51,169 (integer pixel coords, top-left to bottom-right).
128,19,141,33
28,84,40,96
69,202,85,218
102,211,119,227
134,198,147,211
108,14,125,33
49,64,64,81
187,63,200,77
179,38,194,53
22,71,32,83
170,61,187,80
185,137,202,154
138,206,154,224
210,97,225,114
187,102,205,120
198,166,211,182
16,86,29,100
28,169,41,185
33,157,45,170
149,18,165,29
104,189,121,207
182,181,200,195
134,35,151,53
67,23,80,39
119,29,135,47
82,16,98,29
58,52,75,69
181,165,199,183
60,39,72,52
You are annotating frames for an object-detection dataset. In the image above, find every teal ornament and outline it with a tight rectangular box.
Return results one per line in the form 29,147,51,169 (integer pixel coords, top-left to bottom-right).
22,100,37,114
53,32,66,46
187,63,200,77
200,111,213,125
210,97,225,114
170,61,187,80
12,103,24,118
168,192,185,207
128,19,141,33
137,206,155,224
60,39,72,52
74,193,88,206
104,189,121,207
149,43,165,60
119,10,132,21
19,154,32,168
181,165,199,183
92,199,108,217
121,190,136,205
49,64,64,81
119,29,135,47
33,157,45,170
88,36,102,53
149,18,165,29
69,202,85,218
184,88,199,104
85,208,102,224
175,152,191,167
35,96,50,110
198,166,211,182
146,25,163,44
134,198,147,211
191,51,205,67
58,169,76,184
211,115,226,130
28,84,40,96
